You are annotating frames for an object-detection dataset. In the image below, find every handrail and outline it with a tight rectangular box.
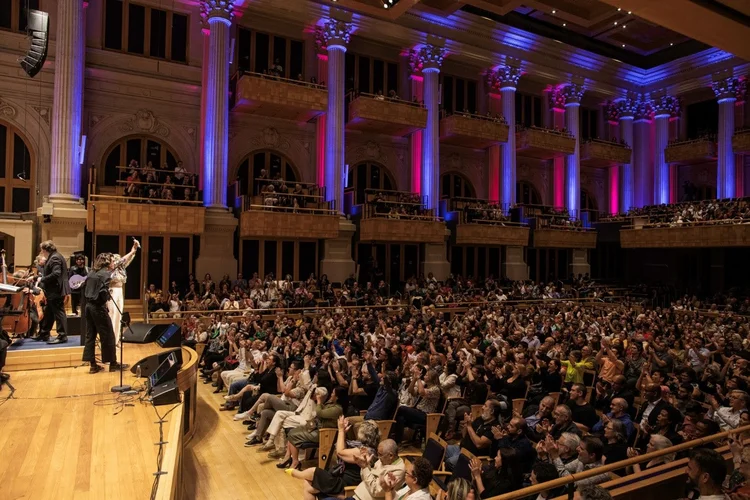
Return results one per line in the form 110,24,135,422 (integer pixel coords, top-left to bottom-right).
89,193,203,206
485,424,750,500
369,212,443,222
117,179,196,187
244,204,339,216
667,135,717,147
349,91,425,108
442,109,508,123
544,224,596,232
250,191,325,200
240,70,326,89
465,219,527,227
624,216,750,229
364,188,422,196
117,165,196,174
253,178,321,188
583,137,632,149
518,124,575,138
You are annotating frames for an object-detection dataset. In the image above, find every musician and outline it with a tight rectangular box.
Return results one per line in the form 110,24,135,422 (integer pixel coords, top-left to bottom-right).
21,257,44,339
0,329,9,386
35,241,71,344
109,239,140,345
68,254,89,316
83,253,127,373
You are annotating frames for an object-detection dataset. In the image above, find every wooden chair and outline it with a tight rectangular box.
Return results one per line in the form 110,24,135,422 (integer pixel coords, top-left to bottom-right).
432,448,476,500
470,404,484,420
512,398,526,415
400,433,448,471
298,428,338,469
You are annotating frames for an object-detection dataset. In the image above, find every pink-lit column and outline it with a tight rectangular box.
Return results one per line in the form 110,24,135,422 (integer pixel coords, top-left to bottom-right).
316,50,328,189
198,24,209,193
549,89,566,208
562,83,584,217
200,1,233,209
633,96,653,208
652,95,679,205
618,100,635,212
487,90,501,203
49,0,86,200
713,77,740,199
411,45,446,211
605,102,620,214
409,69,424,194
319,20,352,211
736,82,747,197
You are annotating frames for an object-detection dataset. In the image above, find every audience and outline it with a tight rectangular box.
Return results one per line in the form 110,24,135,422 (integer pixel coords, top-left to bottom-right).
601,197,750,225
120,159,200,204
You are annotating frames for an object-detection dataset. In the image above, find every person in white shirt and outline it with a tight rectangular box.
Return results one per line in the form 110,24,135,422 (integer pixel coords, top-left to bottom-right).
708,390,749,431
382,456,432,500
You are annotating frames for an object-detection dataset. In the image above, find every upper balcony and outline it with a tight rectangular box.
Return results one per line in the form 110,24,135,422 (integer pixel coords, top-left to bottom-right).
580,138,632,167
232,72,327,122
664,136,717,165
238,185,340,240
346,92,427,136
445,198,529,246
440,111,509,149
733,128,750,153
516,125,576,160
621,220,750,248
356,190,446,244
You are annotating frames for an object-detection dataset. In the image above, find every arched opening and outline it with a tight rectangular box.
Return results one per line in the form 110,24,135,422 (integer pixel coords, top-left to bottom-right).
100,135,182,188
236,150,300,196
441,172,475,199
0,121,35,212
580,189,598,212
516,181,542,206
347,162,396,205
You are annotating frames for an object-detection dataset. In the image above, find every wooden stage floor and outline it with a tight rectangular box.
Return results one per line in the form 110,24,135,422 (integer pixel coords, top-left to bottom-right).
0,344,306,500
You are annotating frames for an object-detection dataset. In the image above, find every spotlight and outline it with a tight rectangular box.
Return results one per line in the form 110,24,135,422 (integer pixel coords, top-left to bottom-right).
622,44,626,47
617,7,621,11
614,21,618,25
628,11,632,14
562,23,567,27
670,43,674,46
552,9,556,14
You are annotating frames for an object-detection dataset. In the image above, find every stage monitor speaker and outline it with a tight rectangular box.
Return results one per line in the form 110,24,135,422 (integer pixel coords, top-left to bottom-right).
155,322,181,348
131,347,183,377
20,10,49,78
122,323,168,344
149,379,181,406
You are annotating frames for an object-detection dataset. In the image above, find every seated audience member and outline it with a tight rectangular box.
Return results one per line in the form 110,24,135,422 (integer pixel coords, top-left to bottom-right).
536,432,580,466
344,439,406,500
628,434,674,473
491,417,536,473
707,390,749,431
543,405,582,439
444,401,498,470
393,367,441,444
685,449,729,500
590,398,635,441
524,396,556,437
636,383,672,431
469,447,525,498
546,435,610,487
601,419,629,465
381,456,432,500
566,383,599,432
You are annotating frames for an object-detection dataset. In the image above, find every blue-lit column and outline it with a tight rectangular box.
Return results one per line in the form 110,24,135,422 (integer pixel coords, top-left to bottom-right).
713,77,740,199
652,95,679,205
617,97,636,212
319,20,352,210
201,0,233,209
49,0,86,200
492,65,521,208
562,84,584,217
633,96,653,208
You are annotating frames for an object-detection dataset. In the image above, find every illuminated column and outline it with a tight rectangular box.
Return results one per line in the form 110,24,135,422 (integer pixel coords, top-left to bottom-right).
201,0,233,209
549,89,566,208
633,96,653,208
562,83,584,217
487,65,522,208
713,77,740,199
652,95,679,205
617,97,636,212
736,81,747,197
319,20,352,211
409,63,425,194
50,0,86,200
315,41,329,190
487,72,502,203
411,45,446,211
604,102,620,214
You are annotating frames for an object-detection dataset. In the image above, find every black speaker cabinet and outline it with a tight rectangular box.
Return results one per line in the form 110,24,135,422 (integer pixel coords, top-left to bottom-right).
122,323,168,344
149,380,181,406
20,10,49,78
131,347,183,377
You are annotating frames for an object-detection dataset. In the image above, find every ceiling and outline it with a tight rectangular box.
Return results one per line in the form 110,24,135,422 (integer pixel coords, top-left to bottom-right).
322,0,750,67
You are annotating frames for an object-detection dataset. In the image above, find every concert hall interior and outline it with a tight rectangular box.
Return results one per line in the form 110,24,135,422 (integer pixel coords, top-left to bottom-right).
2,1,750,500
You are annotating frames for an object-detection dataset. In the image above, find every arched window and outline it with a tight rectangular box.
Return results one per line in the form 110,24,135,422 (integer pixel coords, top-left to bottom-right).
101,136,181,187
0,122,34,212
441,172,475,199
580,189,598,212
347,162,396,204
516,181,542,206
236,150,299,196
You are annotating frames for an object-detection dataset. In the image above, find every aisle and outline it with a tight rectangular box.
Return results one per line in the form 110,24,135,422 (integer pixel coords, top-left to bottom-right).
183,382,306,500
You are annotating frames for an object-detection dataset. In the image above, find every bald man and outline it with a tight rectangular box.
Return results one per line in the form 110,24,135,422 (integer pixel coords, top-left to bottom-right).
637,383,672,430
353,439,406,500
590,398,635,440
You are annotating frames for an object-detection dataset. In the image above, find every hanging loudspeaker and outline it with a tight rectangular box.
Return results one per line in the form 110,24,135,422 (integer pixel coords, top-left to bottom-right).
20,10,49,78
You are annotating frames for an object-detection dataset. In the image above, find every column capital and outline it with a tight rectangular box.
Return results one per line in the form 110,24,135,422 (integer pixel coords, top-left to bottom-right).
713,76,740,102
615,95,638,120
316,19,353,51
548,87,566,111
200,0,234,25
735,78,747,104
605,100,620,123
409,44,446,74
486,64,522,92
560,83,585,107
652,95,681,119
633,94,654,122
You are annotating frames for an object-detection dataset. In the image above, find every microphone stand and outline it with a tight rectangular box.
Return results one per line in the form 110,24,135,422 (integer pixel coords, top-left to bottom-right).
108,288,133,393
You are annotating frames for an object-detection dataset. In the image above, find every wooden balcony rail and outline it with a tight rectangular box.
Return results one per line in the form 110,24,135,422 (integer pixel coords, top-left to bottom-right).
240,70,326,90
516,126,576,160
347,92,427,136
234,71,327,121
733,128,750,153
581,138,632,166
440,111,510,148
664,136,717,164
620,219,750,248
454,219,530,246
87,194,205,235
239,204,340,239
243,203,338,216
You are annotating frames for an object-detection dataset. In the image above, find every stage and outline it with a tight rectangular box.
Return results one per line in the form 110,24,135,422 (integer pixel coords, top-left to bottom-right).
0,342,197,500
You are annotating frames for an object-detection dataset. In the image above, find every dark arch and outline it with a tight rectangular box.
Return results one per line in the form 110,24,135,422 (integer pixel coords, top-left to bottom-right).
441,171,476,199
347,161,397,205
0,120,35,212
580,188,598,212
516,180,542,206
235,149,301,196
100,135,182,188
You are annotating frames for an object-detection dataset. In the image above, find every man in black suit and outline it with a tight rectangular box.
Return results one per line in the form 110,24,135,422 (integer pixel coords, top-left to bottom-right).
636,382,672,430
35,240,71,344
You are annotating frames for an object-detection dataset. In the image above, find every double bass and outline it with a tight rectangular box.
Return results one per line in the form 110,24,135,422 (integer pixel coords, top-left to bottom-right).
0,249,43,338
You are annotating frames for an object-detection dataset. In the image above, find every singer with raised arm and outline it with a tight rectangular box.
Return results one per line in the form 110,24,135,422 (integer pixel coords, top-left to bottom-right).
35,240,71,344
109,239,140,345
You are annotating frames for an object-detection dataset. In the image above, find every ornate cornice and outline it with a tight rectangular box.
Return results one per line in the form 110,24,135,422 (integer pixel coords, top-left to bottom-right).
561,83,585,106
712,76,740,102
200,0,234,23
486,65,522,93
652,95,681,118
315,19,353,51
634,95,654,122
409,45,446,74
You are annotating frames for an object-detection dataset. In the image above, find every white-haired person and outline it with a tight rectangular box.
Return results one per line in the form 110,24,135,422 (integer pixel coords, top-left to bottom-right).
260,385,327,461
108,239,140,345
216,333,250,393
627,434,674,473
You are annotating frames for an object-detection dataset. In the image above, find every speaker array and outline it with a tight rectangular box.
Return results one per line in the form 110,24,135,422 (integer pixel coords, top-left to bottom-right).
20,10,49,78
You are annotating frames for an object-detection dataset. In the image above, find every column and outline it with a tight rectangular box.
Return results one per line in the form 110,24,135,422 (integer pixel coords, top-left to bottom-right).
713,77,740,199
549,89,566,208
736,81,747,197
318,19,355,283
319,20,352,211
196,0,238,282
562,83,584,217
605,101,620,214
669,109,682,203
633,95,653,208
487,72,502,203
315,47,328,189
652,95,679,205
617,97,636,212
488,65,521,208
38,0,87,258
409,64,425,195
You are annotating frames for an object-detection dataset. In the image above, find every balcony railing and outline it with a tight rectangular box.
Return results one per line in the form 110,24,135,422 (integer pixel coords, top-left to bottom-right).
516,125,576,159
357,191,445,244
580,138,632,166
239,203,340,240
620,218,750,248
346,92,427,136
87,194,205,235
440,111,509,148
234,71,327,121
733,128,750,153
664,136,717,164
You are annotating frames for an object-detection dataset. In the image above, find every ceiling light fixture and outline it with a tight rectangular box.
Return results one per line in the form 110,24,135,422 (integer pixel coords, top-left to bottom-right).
617,7,621,11
562,23,567,27
622,24,626,28
670,43,674,46
552,9,556,14
614,21,618,25
628,11,632,14
622,44,626,47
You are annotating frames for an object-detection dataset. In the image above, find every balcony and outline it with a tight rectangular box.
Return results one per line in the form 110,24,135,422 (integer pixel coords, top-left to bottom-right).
580,139,632,167
238,192,339,240
664,137,717,165
455,223,529,246
621,221,750,248
733,128,750,153
440,112,509,149
346,93,427,136
87,195,205,235
533,228,598,248
233,72,327,122
516,126,576,160
357,192,446,244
